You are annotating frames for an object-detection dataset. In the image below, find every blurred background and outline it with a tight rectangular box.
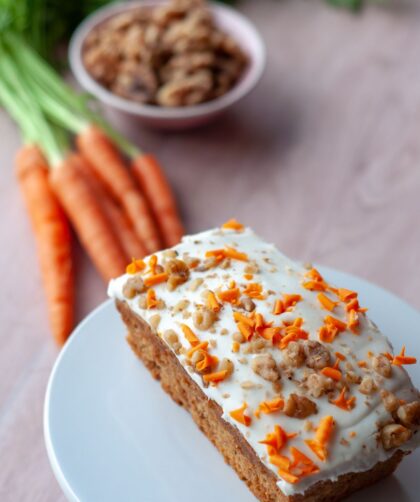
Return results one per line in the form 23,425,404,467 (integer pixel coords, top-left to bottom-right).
0,0,419,500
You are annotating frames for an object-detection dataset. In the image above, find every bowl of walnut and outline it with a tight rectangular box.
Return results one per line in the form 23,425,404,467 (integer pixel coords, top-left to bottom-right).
69,0,265,129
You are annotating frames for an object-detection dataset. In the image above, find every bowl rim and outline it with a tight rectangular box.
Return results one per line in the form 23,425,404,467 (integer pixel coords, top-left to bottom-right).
69,0,266,119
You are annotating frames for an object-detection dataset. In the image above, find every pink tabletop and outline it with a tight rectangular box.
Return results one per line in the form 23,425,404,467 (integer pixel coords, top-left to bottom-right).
1,1,419,500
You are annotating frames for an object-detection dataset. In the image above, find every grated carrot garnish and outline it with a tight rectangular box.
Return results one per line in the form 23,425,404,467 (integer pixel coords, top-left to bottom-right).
259,425,296,455
283,294,302,310
237,321,253,341
186,341,209,358
317,293,337,312
269,454,291,471
321,367,342,381
146,288,158,309
392,346,417,366
207,291,221,312
217,288,240,304
181,324,200,346
324,315,347,332
357,360,367,368
243,282,265,299
144,272,168,287
383,352,393,361
305,268,324,282
148,254,158,274
126,258,146,274
196,352,219,372
289,447,319,476
302,280,326,292
335,352,346,361
318,325,338,343
206,246,248,262
229,402,252,426
255,397,284,418
273,299,285,315
233,311,254,327
331,388,356,411
305,415,334,461
202,369,228,384
232,341,240,353
277,469,300,484
337,288,357,302
221,218,245,231
244,273,253,280
347,309,359,333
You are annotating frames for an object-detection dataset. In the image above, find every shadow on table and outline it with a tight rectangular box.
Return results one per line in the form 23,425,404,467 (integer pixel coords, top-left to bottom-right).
347,475,409,502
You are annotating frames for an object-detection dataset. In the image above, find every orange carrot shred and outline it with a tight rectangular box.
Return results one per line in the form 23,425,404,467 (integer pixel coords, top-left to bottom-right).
392,346,417,366
357,360,367,368
186,341,209,358
273,299,285,315
221,219,245,231
337,288,357,302
232,341,240,353
181,324,200,346
331,388,356,411
144,272,168,287
325,315,347,332
255,397,284,418
269,454,291,471
318,325,338,343
317,293,337,312
217,288,240,304
321,367,342,381
283,294,302,310
202,369,228,384
207,291,221,312
243,282,265,299
277,469,300,484
146,288,158,309
244,273,253,281
126,258,146,274
229,402,252,426
335,352,346,361
305,416,334,462
206,246,248,262
195,352,219,373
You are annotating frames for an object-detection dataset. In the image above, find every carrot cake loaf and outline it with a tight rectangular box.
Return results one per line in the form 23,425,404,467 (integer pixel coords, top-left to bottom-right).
108,221,420,501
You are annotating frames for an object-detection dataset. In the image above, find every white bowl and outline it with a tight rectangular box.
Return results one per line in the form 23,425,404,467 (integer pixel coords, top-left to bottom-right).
69,0,266,130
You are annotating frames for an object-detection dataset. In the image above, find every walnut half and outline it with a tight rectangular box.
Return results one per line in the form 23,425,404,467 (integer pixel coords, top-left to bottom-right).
284,393,317,419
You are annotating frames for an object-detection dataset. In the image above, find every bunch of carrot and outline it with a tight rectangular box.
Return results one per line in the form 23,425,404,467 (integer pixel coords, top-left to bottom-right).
0,32,184,346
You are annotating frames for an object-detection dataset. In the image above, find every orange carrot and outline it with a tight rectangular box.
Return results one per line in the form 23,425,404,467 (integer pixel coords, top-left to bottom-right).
50,155,127,281
131,153,184,247
76,125,161,253
16,145,73,345
71,154,147,260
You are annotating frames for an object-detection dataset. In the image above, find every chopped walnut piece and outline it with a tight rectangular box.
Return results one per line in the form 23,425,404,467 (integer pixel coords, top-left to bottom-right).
193,307,217,330
284,393,317,419
345,371,362,385
380,390,399,413
397,401,420,427
243,338,267,354
284,341,305,368
372,354,392,378
122,275,146,299
164,329,182,353
251,354,280,382
305,373,335,398
189,277,203,291
380,423,412,450
173,299,190,312
165,259,190,290
304,340,331,370
238,296,256,312
358,376,377,395
233,332,245,343
219,358,234,378
149,314,161,330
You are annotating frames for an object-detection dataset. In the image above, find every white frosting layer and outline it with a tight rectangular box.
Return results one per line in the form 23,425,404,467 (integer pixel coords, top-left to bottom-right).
108,227,420,495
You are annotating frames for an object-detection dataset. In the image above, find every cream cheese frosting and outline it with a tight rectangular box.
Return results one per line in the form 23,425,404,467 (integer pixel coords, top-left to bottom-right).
108,225,420,495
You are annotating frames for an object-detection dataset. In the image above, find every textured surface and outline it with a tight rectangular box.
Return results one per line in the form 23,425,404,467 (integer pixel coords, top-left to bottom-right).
118,300,405,502
1,1,420,500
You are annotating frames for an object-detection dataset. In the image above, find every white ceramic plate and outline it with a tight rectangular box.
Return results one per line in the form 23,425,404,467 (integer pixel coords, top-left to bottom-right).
44,267,420,502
